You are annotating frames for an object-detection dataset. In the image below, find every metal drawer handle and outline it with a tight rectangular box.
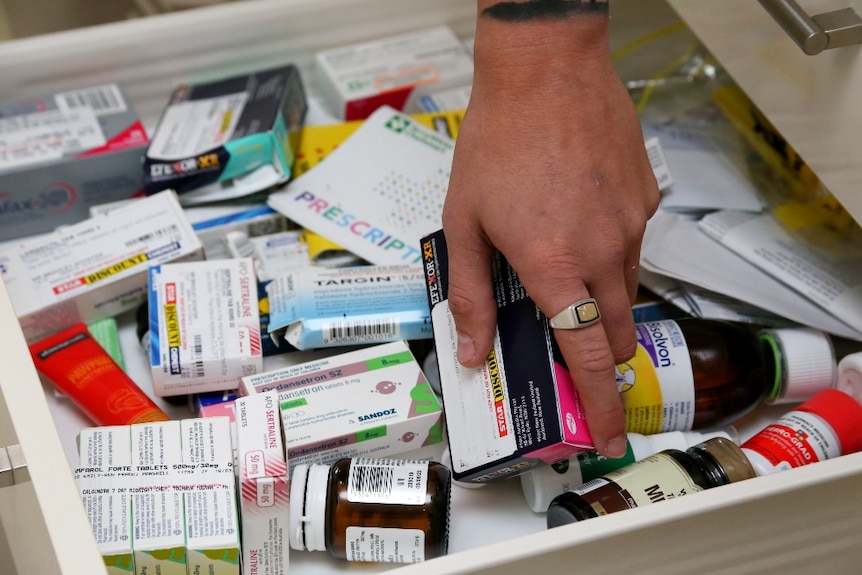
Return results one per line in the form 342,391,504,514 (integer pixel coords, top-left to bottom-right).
0,444,29,488
758,0,862,54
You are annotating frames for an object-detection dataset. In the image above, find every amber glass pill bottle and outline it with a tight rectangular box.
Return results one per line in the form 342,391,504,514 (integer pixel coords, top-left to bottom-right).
546,437,756,526
289,457,451,563
619,318,766,433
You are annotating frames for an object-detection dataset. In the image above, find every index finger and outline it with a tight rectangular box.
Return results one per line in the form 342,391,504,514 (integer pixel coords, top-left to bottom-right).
553,315,628,459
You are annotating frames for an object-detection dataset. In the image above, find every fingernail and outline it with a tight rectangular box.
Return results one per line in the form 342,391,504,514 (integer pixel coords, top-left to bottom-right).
456,332,475,365
605,435,628,459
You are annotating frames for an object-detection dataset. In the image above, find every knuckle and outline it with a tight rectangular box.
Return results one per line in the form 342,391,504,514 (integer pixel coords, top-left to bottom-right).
445,284,477,321
570,339,616,375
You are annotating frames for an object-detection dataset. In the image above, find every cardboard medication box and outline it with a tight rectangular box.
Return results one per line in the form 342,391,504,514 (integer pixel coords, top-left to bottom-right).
129,421,186,575
421,230,595,484
0,83,149,242
180,417,241,575
75,426,135,575
314,25,474,120
239,340,445,469
148,257,264,396
76,419,240,575
235,392,290,575
0,190,203,343
265,263,432,350
142,64,308,205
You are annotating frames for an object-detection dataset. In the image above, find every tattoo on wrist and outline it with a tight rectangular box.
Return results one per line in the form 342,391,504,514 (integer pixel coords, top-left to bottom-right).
483,0,609,21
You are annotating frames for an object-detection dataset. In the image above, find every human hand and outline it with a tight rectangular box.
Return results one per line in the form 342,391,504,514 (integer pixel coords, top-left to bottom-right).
442,8,660,458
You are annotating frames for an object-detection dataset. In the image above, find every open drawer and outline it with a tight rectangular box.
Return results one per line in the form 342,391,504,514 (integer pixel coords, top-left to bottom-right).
2,0,862,573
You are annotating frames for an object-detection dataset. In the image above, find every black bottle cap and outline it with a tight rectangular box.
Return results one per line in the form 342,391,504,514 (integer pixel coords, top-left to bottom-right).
546,491,595,528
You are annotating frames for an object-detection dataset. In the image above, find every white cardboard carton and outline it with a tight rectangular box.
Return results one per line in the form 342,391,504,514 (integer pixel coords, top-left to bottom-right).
0,190,203,343
148,257,263,396
235,392,290,575
240,340,445,470
314,25,473,121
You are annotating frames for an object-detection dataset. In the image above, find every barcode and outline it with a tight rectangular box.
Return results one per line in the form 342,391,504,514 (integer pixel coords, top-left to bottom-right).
192,334,205,378
125,225,179,247
57,85,127,115
350,463,394,499
644,136,673,190
323,318,399,343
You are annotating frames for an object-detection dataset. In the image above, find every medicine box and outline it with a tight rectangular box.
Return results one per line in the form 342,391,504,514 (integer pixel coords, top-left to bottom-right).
0,83,149,242
180,417,241,575
142,64,307,204
314,25,474,121
421,229,595,483
239,340,445,469
192,389,239,420
189,204,293,261
235,392,290,575
130,421,186,575
148,257,264,396
265,263,432,350
75,427,135,575
0,190,203,343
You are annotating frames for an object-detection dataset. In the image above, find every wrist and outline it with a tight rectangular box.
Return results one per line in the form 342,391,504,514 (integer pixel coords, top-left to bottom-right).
472,2,612,97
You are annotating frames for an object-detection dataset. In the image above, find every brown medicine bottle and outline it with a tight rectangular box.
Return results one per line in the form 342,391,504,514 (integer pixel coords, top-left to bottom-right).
546,436,756,526
618,318,766,433
289,457,451,563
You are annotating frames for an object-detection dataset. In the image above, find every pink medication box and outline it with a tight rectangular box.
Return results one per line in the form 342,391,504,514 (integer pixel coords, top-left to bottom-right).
421,229,594,483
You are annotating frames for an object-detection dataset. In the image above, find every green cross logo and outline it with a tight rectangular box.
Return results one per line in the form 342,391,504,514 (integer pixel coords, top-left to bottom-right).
385,115,412,133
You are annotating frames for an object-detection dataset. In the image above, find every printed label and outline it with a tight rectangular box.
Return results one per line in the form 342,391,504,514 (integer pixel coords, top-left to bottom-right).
347,458,428,505
154,258,261,387
55,84,128,115
617,320,696,434
344,526,425,563
575,443,637,483
574,453,703,515
0,107,105,170
741,411,839,468
147,93,248,160
431,300,518,471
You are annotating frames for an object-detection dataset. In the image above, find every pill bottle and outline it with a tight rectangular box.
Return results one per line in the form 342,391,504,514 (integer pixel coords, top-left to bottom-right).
757,326,862,404
619,318,766,434
758,326,838,404
520,427,738,512
836,351,862,404
289,457,451,564
546,436,756,527
740,389,862,476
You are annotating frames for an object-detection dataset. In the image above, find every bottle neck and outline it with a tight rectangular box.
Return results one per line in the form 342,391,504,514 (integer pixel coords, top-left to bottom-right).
684,447,729,489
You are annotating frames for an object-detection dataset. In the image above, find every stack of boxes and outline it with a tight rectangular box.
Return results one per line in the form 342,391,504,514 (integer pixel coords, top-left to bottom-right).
75,418,241,575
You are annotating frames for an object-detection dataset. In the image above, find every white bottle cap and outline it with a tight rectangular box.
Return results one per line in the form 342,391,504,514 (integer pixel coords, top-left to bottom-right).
289,463,330,552
759,327,836,404
837,352,862,405
520,458,585,513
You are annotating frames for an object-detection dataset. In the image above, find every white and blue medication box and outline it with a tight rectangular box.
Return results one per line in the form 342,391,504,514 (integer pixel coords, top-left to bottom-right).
265,264,432,350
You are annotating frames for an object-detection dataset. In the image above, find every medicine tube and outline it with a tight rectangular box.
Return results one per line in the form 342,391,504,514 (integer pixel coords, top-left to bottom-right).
289,457,451,563
546,437,756,527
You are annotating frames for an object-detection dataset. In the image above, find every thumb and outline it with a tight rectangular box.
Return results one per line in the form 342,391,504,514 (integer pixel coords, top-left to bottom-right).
442,229,498,368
